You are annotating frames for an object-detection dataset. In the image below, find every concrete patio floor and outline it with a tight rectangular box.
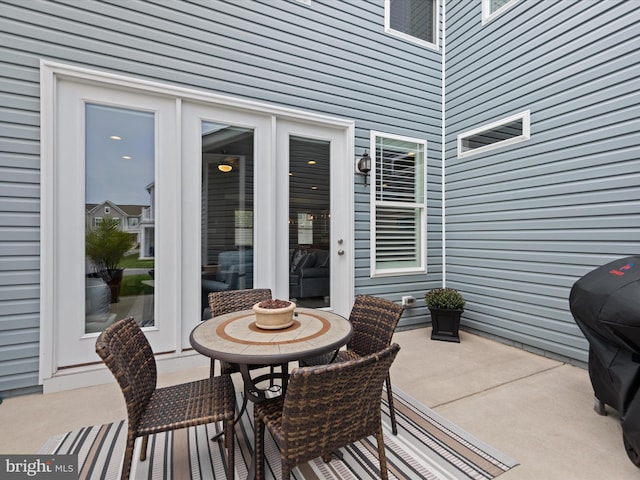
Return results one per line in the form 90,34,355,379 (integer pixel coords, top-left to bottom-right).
0,327,637,479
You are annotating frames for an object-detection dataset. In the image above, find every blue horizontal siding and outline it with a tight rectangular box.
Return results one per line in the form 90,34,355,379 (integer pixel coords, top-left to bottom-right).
0,0,443,394
444,0,640,362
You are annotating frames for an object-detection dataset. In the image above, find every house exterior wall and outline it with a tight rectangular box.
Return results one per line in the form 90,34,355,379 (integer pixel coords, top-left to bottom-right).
3,0,637,397
444,0,640,363
0,0,443,395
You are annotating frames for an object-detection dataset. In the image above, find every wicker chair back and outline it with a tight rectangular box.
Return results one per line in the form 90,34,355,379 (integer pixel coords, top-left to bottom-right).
208,288,272,318
254,343,401,480
347,295,404,358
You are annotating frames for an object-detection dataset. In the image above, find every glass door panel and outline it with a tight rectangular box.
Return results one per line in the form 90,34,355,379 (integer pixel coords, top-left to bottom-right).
84,104,155,333
288,136,331,308
200,123,255,319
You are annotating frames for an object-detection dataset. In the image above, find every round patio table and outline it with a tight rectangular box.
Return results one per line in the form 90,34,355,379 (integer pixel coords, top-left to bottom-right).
190,307,352,403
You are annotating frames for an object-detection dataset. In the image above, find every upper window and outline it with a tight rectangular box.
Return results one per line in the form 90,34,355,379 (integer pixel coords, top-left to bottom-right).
370,132,426,277
458,111,530,158
385,0,438,49
482,0,518,24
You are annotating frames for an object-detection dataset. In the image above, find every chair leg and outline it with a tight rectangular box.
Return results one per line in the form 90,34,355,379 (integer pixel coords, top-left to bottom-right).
385,375,398,435
121,436,136,480
282,465,291,480
225,418,235,480
376,424,389,480
139,435,149,461
212,394,249,441
254,410,265,480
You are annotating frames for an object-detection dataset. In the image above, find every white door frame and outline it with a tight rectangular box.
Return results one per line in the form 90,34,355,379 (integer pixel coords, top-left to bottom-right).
40,61,355,392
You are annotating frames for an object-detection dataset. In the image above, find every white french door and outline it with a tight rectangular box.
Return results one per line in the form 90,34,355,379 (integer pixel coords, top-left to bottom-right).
42,62,353,388
51,79,178,369
181,103,353,347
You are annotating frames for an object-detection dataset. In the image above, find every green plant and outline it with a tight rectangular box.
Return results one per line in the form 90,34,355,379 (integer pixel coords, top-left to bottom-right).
424,288,465,310
85,217,136,272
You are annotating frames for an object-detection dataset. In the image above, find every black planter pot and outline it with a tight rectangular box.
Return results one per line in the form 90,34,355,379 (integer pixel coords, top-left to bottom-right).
429,307,463,342
105,268,124,304
89,269,124,304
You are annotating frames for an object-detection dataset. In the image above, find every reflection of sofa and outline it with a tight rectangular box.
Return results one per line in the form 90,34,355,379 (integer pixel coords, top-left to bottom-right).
86,277,111,316
289,248,330,300
201,249,253,317
85,277,116,332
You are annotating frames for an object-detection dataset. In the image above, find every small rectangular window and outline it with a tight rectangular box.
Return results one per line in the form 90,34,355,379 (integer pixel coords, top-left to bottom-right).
385,0,438,49
458,111,530,158
370,132,426,276
482,0,518,24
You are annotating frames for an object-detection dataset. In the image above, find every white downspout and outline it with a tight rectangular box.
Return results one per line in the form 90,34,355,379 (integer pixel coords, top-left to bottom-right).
441,0,447,288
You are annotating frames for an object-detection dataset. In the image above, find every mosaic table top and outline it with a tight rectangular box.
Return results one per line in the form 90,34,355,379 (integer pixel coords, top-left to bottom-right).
190,307,352,365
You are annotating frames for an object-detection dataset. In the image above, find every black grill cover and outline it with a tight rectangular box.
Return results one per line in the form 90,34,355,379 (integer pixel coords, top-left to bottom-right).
570,255,640,457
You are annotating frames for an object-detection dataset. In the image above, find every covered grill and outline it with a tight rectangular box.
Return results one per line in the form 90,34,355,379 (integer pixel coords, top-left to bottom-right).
569,255,640,467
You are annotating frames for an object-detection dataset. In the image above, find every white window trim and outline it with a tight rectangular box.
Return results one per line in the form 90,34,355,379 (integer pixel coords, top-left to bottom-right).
457,110,530,159
384,0,440,51
482,0,518,25
369,131,427,278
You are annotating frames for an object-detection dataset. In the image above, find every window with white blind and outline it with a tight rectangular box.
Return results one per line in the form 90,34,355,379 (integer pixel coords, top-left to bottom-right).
370,132,426,277
385,0,438,49
482,0,518,24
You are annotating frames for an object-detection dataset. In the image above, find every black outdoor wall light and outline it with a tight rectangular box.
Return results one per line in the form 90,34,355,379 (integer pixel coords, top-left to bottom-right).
357,151,371,186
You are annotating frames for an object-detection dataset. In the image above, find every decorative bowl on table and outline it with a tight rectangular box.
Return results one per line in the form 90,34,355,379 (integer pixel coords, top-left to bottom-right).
253,299,296,330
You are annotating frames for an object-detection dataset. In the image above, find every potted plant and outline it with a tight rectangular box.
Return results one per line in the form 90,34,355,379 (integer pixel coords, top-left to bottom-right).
253,299,296,330
424,287,465,342
85,217,135,303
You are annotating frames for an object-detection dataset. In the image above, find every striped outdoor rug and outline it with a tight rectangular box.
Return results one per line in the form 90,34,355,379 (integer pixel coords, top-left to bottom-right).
39,387,517,479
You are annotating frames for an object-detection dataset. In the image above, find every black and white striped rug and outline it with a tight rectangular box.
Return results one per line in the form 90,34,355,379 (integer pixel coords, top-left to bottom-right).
40,387,517,479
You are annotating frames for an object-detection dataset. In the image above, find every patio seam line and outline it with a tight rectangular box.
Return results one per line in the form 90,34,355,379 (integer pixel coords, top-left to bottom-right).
429,363,566,409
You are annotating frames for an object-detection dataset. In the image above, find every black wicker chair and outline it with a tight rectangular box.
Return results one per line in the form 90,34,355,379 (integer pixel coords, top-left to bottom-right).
254,343,401,480
95,317,236,480
301,295,404,434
